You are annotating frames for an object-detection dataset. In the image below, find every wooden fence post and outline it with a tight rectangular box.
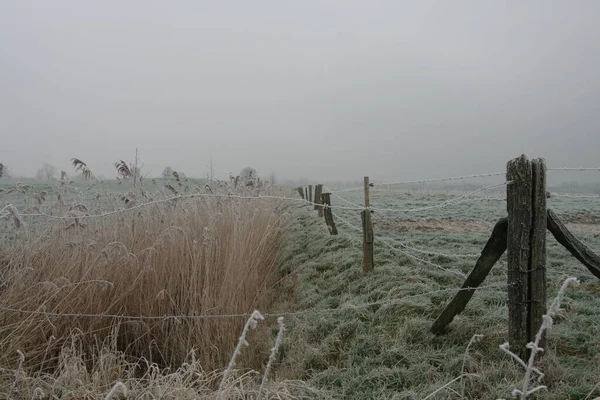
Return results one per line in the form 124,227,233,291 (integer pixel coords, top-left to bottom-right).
304,187,309,202
506,155,547,359
308,185,313,205
314,184,323,217
297,187,305,200
321,193,338,235
362,176,374,272
530,158,547,349
507,155,531,360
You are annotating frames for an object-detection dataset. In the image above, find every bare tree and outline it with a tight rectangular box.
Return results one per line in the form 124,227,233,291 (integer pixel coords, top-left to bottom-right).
240,166,258,183
162,166,174,179
36,163,57,181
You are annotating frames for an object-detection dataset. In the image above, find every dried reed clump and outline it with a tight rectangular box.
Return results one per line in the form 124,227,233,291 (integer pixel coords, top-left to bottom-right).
0,333,321,399
71,158,95,181
115,160,132,179
0,194,286,378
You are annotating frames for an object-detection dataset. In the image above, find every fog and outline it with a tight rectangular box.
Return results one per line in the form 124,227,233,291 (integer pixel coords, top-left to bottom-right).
1,1,599,183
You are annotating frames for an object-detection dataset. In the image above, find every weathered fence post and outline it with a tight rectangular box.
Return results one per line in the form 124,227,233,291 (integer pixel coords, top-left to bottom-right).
314,184,323,217
507,155,531,360
506,155,547,359
530,158,547,349
321,193,338,235
297,187,305,200
308,185,313,205
304,187,309,202
362,176,374,272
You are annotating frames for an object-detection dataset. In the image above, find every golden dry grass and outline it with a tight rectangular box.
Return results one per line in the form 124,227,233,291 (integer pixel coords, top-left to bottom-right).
0,189,298,397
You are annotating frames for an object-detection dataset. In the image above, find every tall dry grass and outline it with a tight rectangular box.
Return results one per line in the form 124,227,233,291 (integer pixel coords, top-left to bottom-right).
0,193,287,380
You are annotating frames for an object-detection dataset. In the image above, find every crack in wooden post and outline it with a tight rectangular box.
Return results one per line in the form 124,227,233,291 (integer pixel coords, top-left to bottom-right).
529,158,547,349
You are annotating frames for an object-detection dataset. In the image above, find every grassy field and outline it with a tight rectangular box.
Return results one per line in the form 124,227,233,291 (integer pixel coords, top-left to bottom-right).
0,178,322,399
1,178,599,399
275,187,600,399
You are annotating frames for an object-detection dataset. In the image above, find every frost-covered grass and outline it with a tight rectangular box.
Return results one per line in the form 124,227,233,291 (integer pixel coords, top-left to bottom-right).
277,190,600,399
0,181,326,399
1,180,599,399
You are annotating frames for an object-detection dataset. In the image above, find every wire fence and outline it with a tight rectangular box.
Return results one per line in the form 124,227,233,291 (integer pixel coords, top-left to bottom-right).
0,283,509,321
0,165,598,324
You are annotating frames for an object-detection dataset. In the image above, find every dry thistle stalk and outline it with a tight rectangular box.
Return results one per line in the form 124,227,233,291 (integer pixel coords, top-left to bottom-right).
217,310,265,400
259,316,286,396
500,277,580,399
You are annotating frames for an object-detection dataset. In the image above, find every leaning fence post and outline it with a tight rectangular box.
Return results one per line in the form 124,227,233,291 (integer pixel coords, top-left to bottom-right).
314,184,323,217
304,187,309,202
362,176,374,272
308,185,313,206
321,193,338,235
296,187,305,200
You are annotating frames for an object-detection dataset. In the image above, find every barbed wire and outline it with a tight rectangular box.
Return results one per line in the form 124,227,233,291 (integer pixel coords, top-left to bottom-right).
377,237,468,278
381,236,481,259
323,186,364,208
327,172,506,193
549,192,600,199
324,187,506,209
372,172,506,188
547,167,600,171
0,283,508,321
5,181,511,222
9,193,365,221
330,211,473,276
369,182,510,214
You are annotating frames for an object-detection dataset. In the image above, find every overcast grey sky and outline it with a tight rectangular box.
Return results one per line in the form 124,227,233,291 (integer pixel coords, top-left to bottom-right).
1,1,599,182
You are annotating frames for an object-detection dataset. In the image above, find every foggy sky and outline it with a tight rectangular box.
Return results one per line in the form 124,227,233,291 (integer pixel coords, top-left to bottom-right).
1,1,599,183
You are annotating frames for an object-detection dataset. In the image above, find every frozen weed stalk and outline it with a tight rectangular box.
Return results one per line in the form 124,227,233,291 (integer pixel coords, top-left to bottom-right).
500,277,580,399
217,310,265,400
